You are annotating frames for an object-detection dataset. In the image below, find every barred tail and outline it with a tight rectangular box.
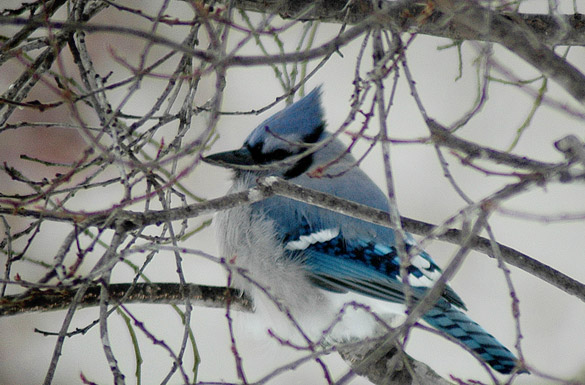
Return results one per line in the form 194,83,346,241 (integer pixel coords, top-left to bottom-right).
423,306,522,374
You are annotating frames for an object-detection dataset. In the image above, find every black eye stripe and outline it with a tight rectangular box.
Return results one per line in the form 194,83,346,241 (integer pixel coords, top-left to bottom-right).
245,142,311,178
247,142,295,164
243,123,324,177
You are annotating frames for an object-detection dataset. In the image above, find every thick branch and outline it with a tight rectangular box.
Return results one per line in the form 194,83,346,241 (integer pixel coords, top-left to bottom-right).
338,340,453,385
2,174,585,304
231,0,585,46
0,283,252,317
0,282,452,384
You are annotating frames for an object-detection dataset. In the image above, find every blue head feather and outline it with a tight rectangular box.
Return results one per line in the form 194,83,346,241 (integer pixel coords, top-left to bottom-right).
245,87,324,154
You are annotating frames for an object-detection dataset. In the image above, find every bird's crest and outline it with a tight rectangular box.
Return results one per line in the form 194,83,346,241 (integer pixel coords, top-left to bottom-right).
245,87,325,155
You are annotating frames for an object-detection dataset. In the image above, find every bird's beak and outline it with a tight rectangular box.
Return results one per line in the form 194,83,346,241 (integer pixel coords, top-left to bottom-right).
202,147,255,168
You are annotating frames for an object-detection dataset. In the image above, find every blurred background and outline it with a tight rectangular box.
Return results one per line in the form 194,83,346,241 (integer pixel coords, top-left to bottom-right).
1,1,585,384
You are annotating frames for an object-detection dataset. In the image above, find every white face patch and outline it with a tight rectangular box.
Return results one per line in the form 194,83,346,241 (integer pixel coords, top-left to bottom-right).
285,228,340,251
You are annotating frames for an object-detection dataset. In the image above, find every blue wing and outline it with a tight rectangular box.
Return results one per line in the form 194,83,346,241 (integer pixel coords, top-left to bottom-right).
251,163,522,374
281,217,466,309
252,163,465,309
281,218,521,375
255,194,522,374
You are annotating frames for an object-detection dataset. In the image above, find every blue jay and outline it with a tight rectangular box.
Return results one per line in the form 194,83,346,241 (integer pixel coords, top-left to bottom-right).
205,87,522,375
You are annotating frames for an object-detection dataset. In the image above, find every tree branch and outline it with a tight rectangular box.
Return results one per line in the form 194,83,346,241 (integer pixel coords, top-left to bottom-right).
434,0,585,103
338,340,453,385
2,172,585,304
0,282,252,317
1,280,457,384
2,1,584,106
0,279,457,384
231,0,585,46
229,0,585,104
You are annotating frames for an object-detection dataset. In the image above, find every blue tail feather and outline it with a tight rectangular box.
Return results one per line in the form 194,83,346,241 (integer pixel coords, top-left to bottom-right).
423,306,521,374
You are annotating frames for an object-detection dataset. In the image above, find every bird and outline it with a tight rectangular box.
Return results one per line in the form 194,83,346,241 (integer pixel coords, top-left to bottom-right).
204,87,523,375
